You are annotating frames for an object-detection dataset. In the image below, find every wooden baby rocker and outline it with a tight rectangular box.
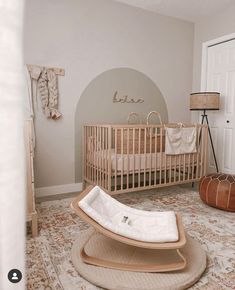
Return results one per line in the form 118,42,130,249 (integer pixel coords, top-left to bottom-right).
71,185,187,273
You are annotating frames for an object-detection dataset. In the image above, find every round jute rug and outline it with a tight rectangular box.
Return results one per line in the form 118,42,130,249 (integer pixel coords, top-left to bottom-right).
71,229,206,290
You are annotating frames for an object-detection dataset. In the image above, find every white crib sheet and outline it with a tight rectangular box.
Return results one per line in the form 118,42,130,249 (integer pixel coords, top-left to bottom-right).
89,149,198,172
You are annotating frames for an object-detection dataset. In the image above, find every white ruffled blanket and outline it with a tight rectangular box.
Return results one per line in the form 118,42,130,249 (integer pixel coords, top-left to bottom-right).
78,186,179,242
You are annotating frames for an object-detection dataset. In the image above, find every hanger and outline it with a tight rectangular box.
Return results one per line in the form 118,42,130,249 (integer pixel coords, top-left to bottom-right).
27,64,65,76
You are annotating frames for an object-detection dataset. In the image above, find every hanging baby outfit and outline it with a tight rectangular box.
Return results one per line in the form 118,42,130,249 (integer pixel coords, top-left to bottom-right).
37,68,61,119
28,65,62,120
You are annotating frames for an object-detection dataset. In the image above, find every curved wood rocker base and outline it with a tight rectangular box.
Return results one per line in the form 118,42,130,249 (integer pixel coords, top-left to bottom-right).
71,186,188,273
80,231,187,273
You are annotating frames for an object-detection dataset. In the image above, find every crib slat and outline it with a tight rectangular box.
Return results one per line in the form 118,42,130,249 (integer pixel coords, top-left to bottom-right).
159,127,162,184
95,126,98,184
96,127,98,184
99,127,101,188
115,128,117,192
169,155,172,182
83,126,86,186
99,127,102,186
192,153,194,180
100,127,102,186
144,128,147,187
178,155,181,182
88,126,91,182
127,128,129,190
149,127,152,186
86,126,92,181
196,126,201,179
188,153,191,180
92,127,95,184
92,126,94,184
174,151,177,183
132,128,135,189
180,156,182,181
108,126,112,193
84,126,86,183
88,126,90,182
97,127,99,185
164,141,167,184
93,126,96,184
89,126,91,184
92,126,95,184
121,128,124,191
163,127,167,184
154,128,157,185
138,128,141,188
98,127,100,186
183,154,186,181
88,126,90,183
101,127,103,186
106,128,108,190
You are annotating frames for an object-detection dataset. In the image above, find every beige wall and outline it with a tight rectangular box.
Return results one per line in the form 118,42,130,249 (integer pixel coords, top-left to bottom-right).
192,2,235,92
24,0,194,188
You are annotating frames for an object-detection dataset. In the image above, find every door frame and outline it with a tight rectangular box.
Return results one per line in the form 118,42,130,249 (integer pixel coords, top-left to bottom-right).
200,33,235,173
201,32,235,90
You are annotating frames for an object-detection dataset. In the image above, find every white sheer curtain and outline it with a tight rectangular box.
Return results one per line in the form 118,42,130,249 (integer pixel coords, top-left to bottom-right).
0,1,25,289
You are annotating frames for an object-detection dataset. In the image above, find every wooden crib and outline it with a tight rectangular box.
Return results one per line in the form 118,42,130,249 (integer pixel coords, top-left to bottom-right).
83,123,208,195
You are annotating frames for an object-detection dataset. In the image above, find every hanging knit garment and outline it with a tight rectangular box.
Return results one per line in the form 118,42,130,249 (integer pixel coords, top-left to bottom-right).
37,67,62,119
47,69,61,119
38,68,50,117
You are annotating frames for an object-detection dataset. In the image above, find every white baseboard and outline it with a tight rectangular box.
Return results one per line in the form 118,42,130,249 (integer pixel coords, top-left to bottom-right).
35,182,83,197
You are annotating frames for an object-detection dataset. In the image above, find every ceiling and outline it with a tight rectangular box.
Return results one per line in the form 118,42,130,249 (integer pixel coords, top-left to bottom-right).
114,0,234,22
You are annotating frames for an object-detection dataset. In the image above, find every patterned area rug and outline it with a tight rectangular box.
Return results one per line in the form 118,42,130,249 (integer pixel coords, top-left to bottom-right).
26,186,235,290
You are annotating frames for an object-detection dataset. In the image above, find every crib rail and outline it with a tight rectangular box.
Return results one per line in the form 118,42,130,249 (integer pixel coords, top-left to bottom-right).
83,124,208,195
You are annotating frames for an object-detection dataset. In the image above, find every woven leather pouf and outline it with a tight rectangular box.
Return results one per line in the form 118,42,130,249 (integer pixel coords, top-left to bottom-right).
199,173,235,212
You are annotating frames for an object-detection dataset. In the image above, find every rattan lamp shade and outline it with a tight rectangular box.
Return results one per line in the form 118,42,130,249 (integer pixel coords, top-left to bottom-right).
190,92,220,110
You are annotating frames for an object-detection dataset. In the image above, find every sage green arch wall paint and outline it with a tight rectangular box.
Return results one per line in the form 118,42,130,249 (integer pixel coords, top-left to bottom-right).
75,68,168,182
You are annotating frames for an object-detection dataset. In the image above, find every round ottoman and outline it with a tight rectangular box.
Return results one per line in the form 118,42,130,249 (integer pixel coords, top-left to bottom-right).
199,173,235,212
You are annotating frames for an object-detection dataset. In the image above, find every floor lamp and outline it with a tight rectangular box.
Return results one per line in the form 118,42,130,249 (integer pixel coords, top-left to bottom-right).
190,92,220,173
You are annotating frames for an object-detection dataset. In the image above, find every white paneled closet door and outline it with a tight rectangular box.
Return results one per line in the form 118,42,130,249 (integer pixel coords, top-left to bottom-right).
206,38,235,174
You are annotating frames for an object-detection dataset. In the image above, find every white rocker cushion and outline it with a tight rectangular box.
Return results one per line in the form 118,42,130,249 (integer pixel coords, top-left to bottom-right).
78,186,179,243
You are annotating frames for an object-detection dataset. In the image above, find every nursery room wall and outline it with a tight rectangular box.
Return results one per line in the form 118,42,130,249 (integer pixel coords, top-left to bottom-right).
190,2,235,123
24,0,194,193
192,2,235,91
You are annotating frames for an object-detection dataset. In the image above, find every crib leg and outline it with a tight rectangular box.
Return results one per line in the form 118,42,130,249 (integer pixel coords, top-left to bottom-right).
83,180,87,190
31,212,38,238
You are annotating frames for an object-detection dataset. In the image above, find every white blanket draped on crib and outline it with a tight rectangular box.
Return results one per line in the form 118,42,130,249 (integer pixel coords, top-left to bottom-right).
165,126,197,155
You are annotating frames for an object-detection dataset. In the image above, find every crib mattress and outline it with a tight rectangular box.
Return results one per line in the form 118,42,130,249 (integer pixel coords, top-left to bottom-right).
78,186,179,243
88,149,198,172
